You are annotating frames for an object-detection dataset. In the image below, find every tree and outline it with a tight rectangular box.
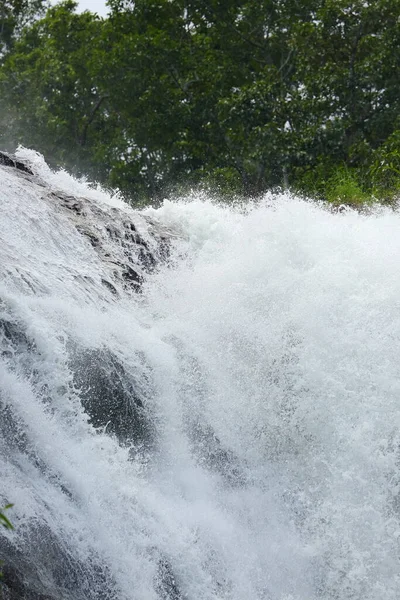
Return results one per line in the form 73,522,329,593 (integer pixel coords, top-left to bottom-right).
0,1,109,180
0,0,47,55
2,0,400,203
292,0,400,196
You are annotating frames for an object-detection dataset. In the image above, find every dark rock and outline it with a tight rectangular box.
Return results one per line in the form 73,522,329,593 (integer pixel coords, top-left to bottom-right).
121,265,143,292
190,423,246,487
0,525,117,600
156,558,183,600
75,225,100,247
71,347,152,447
0,317,36,359
105,224,119,240
0,151,34,175
101,279,118,295
1,564,55,600
49,192,85,215
137,246,156,270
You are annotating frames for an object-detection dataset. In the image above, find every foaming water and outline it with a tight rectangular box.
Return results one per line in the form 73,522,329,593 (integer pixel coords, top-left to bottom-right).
1,154,399,600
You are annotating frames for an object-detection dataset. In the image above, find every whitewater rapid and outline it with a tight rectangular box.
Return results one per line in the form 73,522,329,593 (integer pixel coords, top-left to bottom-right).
1,150,399,600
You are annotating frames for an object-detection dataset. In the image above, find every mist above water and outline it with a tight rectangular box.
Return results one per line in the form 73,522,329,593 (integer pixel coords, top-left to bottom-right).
1,150,399,600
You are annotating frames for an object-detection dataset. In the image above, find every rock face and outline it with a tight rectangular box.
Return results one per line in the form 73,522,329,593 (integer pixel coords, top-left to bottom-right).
0,150,174,297
0,151,179,600
0,150,34,175
1,564,57,600
49,187,169,295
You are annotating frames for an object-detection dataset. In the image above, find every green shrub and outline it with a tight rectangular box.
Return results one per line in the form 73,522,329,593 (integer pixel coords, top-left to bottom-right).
0,504,13,579
325,167,370,206
0,505,13,531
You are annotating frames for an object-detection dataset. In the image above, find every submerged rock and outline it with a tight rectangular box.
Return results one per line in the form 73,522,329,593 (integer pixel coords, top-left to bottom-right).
156,558,183,600
71,347,153,446
0,525,117,600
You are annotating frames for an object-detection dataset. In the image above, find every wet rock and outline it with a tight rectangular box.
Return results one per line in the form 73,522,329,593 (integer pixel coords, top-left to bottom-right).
0,524,116,600
156,558,183,600
137,245,157,270
0,564,55,600
71,347,153,446
101,279,118,295
0,149,177,286
2,148,177,296
48,191,85,215
190,423,246,487
0,317,36,359
121,265,143,292
0,151,34,175
45,193,173,295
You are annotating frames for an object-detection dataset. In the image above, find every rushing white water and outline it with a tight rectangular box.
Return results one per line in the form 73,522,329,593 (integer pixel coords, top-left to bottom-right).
1,150,400,600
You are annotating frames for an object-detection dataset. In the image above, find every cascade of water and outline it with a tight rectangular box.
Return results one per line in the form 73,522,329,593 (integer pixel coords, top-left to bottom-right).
1,150,399,600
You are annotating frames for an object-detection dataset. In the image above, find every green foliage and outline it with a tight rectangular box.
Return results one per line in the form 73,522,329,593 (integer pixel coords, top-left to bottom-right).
0,503,13,579
324,167,370,206
295,162,371,205
0,0,47,54
0,1,107,178
0,504,13,531
1,0,400,204
368,130,400,200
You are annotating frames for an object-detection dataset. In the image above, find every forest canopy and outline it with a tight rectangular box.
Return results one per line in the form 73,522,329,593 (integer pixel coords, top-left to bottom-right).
1,0,400,204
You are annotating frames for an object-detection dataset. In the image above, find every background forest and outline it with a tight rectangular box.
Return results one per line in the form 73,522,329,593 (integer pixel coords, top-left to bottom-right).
1,0,400,204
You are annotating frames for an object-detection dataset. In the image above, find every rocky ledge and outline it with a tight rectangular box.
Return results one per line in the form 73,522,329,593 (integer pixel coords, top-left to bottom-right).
0,150,177,297
0,150,34,175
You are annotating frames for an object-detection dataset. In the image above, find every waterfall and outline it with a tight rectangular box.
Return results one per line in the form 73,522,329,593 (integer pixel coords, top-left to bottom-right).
1,149,399,600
